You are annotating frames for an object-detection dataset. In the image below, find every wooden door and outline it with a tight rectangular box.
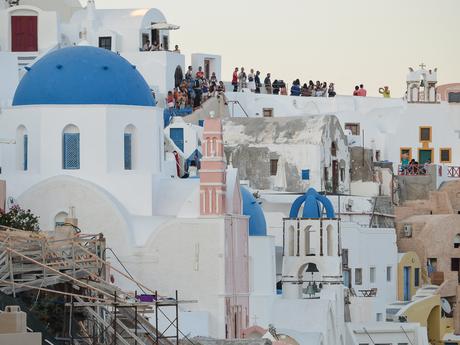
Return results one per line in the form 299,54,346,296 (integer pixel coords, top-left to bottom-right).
332,160,339,194
11,16,38,52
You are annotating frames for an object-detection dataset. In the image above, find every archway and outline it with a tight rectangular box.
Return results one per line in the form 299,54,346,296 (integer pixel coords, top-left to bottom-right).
174,65,183,88
427,305,441,343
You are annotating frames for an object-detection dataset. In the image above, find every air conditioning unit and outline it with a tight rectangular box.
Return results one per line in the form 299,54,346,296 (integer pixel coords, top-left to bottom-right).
403,224,412,238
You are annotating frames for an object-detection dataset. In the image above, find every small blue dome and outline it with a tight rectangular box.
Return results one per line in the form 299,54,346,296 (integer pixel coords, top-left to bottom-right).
241,187,267,236
13,46,155,107
289,188,335,219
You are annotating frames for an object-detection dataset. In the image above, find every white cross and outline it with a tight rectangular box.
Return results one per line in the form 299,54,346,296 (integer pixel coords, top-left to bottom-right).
419,62,426,69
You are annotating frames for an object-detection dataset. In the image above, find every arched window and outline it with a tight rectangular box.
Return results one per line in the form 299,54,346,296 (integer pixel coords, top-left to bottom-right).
54,211,68,228
454,234,460,248
124,125,136,170
62,125,80,169
16,125,28,171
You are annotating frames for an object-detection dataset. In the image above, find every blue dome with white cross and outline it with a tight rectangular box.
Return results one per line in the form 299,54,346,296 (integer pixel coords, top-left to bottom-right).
241,187,267,236
13,46,155,107
289,188,335,219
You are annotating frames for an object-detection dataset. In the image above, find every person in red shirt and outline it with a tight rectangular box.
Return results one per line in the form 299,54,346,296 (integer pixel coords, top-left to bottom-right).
196,66,204,79
232,67,239,92
353,85,360,96
359,84,367,96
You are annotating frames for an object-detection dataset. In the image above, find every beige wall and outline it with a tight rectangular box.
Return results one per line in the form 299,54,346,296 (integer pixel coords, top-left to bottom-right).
0,180,5,212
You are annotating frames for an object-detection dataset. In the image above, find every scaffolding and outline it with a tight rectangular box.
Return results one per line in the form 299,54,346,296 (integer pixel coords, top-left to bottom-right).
0,226,189,345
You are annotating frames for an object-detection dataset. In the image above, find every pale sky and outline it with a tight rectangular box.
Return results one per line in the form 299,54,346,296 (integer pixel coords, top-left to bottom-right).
83,0,460,97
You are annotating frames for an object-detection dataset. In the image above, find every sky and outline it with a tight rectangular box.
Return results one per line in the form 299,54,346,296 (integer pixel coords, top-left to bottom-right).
82,0,460,97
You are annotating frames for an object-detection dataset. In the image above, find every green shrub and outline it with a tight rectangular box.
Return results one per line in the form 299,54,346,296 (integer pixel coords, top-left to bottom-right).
0,205,40,232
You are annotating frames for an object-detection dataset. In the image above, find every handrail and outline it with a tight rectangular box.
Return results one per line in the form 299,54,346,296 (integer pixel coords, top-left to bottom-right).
227,100,249,117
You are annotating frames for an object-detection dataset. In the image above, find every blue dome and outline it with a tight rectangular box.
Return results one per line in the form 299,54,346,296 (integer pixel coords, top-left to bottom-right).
289,188,335,219
13,46,155,107
241,187,267,236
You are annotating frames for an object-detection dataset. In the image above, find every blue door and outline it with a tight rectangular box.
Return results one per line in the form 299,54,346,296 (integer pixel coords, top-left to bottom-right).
403,266,411,301
170,128,184,152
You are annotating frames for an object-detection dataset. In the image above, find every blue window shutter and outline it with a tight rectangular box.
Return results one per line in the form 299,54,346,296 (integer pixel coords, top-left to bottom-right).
198,120,204,127
170,128,184,152
63,133,80,169
23,134,28,171
124,133,132,170
302,169,310,180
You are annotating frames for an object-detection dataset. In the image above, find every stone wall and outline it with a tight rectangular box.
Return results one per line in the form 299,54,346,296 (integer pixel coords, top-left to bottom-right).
350,147,373,182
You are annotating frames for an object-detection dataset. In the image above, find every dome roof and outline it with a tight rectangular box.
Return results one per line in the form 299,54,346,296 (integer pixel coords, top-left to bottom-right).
289,188,335,219
13,46,155,107
241,187,267,236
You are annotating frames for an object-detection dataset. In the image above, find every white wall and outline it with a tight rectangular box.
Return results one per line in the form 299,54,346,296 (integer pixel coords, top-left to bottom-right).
0,53,18,107
191,53,222,81
341,224,397,321
224,92,460,170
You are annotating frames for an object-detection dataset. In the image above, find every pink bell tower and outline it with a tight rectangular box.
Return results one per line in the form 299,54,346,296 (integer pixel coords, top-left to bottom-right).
200,114,227,216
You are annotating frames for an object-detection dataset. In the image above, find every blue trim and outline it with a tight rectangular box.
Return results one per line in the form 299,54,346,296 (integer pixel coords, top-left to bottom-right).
124,133,132,170
63,133,80,169
241,187,267,236
170,128,184,152
289,188,335,219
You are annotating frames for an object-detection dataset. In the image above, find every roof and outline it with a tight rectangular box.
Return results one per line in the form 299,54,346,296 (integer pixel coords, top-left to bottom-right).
290,188,335,219
13,46,155,107
241,187,267,236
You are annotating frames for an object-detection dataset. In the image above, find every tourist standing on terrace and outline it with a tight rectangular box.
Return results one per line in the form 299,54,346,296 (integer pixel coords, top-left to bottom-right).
185,66,193,81
290,79,301,96
239,67,247,90
264,73,272,94
359,84,367,96
255,71,261,94
196,66,204,79
353,85,360,96
232,67,239,92
143,40,152,51
379,86,391,98
248,69,256,92
328,83,336,97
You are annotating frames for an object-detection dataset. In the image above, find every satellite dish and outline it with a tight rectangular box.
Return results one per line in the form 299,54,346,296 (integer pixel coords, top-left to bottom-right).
441,298,452,314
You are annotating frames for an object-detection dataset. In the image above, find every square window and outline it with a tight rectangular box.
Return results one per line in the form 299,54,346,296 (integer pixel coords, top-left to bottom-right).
448,92,460,103
301,169,310,180
400,148,411,163
263,108,273,117
98,36,112,50
419,127,431,142
440,148,451,163
270,159,278,176
345,123,360,136
355,268,362,285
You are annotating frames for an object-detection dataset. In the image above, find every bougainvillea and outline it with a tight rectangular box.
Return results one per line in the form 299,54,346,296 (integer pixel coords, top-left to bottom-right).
0,205,40,232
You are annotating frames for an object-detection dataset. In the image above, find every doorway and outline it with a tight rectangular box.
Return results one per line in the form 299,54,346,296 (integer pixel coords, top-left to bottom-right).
151,26,160,46
403,266,411,301
332,160,339,194
204,59,211,80
170,128,184,152
11,16,38,52
418,149,433,164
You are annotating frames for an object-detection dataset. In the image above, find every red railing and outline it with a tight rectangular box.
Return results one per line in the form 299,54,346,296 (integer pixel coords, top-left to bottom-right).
448,166,460,178
398,164,430,176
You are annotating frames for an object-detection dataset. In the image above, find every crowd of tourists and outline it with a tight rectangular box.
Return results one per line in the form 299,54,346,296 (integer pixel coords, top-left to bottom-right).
231,67,336,97
166,66,226,112
400,156,431,176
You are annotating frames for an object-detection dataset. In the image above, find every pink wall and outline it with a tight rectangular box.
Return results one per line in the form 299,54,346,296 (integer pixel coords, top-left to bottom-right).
436,83,460,101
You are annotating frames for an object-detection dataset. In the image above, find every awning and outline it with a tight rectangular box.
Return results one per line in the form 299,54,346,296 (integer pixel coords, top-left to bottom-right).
148,22,180,30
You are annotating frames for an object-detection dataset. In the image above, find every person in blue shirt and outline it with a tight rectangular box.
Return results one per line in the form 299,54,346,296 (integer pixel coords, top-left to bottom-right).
290,79,301,96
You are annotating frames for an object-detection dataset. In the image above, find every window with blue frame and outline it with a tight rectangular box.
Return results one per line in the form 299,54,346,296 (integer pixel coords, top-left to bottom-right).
62,125,80,169
124,133,132,170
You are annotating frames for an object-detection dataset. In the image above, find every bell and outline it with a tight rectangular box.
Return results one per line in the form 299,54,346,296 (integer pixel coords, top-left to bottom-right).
305,263,319,273
303,283,316,297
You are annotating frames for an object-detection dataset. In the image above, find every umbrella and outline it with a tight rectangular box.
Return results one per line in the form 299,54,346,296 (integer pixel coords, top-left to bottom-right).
148,22,180,30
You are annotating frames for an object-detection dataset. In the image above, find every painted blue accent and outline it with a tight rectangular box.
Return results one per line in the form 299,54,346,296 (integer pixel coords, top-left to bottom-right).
343,270,350,288
23,134,28,171
240,187,267,236
124,133,132,170
301,169,310,180
403,266,410,301
163,107,193,127
289,188,335,219
170,128,184,152
63,133,80,169
13,46,155,107
198,120,204,127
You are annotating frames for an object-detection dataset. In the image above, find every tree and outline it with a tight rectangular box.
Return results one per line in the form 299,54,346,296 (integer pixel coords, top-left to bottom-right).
0,205,40,232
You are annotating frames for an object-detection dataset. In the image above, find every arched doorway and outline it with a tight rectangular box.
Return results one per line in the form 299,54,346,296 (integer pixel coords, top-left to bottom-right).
174,65,183,88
